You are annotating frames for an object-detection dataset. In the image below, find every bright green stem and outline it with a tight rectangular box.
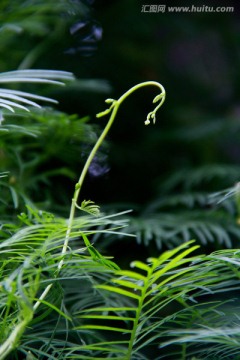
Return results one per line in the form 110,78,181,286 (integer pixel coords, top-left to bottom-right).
126,288,146,359
0,311,32,359
34,81,166,311
126,251,158,359
63,81,165,260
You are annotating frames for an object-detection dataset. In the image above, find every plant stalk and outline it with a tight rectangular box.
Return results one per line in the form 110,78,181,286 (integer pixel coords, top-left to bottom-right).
34,81,166,311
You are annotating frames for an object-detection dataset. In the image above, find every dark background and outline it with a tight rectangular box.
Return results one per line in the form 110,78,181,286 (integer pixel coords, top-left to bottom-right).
66,0,240,208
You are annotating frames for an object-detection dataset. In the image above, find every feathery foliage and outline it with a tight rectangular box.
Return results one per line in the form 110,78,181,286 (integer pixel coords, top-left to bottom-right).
69,242,240,359
0,203,132,359
0,70,74,117
124,164,240,249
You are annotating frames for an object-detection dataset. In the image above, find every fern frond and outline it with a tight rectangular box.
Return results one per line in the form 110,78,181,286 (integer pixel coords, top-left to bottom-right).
72,243,240,359
128,211,239,249
158,248,240,359
0,205,127,358
77,200,100,216
161,164,240,192
0,70,74,117
0,69,74,84
73,242,204,359
3,224,240,359
144,192,210,212
0,172,8,178
160,315,240,359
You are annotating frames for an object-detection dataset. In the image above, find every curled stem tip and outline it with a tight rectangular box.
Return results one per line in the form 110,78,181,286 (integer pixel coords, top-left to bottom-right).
96,81,166,125
70,80,166,246
35,80,166,314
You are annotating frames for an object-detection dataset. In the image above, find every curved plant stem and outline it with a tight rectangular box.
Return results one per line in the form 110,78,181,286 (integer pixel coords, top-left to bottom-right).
34,81,166,311
0,316,32,360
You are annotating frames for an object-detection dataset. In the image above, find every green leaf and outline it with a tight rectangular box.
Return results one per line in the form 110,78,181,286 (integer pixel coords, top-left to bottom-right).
77,200,100,216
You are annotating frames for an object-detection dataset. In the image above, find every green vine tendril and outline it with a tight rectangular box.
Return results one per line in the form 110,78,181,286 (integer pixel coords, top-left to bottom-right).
34,81,166,310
